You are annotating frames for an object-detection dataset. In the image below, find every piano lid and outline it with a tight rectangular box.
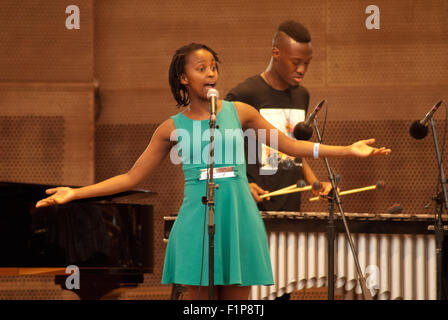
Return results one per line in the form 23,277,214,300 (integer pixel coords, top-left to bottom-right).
0,181,154,270
0,181,157,204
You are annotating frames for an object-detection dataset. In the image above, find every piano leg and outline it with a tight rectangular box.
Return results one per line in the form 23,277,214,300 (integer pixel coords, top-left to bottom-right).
170,284,186,300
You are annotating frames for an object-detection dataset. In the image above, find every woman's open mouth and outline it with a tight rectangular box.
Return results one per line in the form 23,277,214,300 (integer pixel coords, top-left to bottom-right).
204,82,216,90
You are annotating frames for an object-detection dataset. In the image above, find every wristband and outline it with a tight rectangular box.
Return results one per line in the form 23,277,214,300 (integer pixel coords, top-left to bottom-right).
313,143,320,159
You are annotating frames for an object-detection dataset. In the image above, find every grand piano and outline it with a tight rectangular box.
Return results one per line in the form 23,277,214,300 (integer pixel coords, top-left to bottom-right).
0,181,155,300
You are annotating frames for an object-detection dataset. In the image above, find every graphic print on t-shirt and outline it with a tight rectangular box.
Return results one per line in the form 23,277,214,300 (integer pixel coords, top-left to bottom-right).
259,108,306,175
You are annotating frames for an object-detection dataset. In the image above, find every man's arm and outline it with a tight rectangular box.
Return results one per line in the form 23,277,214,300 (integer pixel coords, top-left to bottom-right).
226,82,270,203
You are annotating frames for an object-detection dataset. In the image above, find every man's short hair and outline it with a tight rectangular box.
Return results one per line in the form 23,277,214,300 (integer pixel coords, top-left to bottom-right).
273,20,311,46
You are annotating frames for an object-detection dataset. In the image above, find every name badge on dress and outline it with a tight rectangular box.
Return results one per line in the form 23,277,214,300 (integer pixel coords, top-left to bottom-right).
199,166,236,180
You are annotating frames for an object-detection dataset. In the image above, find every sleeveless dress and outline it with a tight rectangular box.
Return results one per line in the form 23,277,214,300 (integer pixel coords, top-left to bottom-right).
161,100,274,286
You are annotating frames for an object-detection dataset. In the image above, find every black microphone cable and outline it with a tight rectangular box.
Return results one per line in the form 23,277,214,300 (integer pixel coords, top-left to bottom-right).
198,169,209,299
433,102,447,216
313,101,338,181
434,101,448,299
318,101,338,179
319,99,329,142
199,122,218,299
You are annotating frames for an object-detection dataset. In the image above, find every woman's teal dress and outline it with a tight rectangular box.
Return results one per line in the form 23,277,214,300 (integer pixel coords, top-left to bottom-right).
161,101,273,286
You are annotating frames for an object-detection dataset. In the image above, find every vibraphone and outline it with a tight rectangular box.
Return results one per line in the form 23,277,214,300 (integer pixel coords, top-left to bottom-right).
163,211,446,300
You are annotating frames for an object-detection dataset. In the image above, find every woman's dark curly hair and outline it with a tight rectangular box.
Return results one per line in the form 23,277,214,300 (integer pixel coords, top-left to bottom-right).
169,43,220,107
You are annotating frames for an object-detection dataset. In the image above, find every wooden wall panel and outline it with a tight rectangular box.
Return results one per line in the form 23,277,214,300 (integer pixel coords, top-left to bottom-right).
94,0,327,124
0,86,94,186
0,0,94,82
0,0,95,186
307,86,448,121
2,0,448,300
0,0,94,300
325,0,448,93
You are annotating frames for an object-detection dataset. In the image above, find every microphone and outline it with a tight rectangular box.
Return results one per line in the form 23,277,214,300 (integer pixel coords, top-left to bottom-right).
207,88,219,122
305,99,326,127
293,99,326,141
410,100,443,139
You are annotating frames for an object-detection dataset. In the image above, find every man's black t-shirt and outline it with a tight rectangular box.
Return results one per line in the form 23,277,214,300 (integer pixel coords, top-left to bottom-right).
225,74,310,211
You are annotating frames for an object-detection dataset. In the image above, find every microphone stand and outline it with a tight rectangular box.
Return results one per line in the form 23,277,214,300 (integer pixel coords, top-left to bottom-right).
327,186,336,300
429,117,447,300
204,113,218,300
313,118,373,300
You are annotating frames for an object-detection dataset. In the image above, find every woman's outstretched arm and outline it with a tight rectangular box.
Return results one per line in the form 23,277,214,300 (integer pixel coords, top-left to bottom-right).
233,101,391,158
36,118,176,208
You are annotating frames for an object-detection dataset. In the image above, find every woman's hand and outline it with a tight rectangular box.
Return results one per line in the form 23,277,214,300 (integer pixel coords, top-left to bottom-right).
349,139,391,158
35,187,76,208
